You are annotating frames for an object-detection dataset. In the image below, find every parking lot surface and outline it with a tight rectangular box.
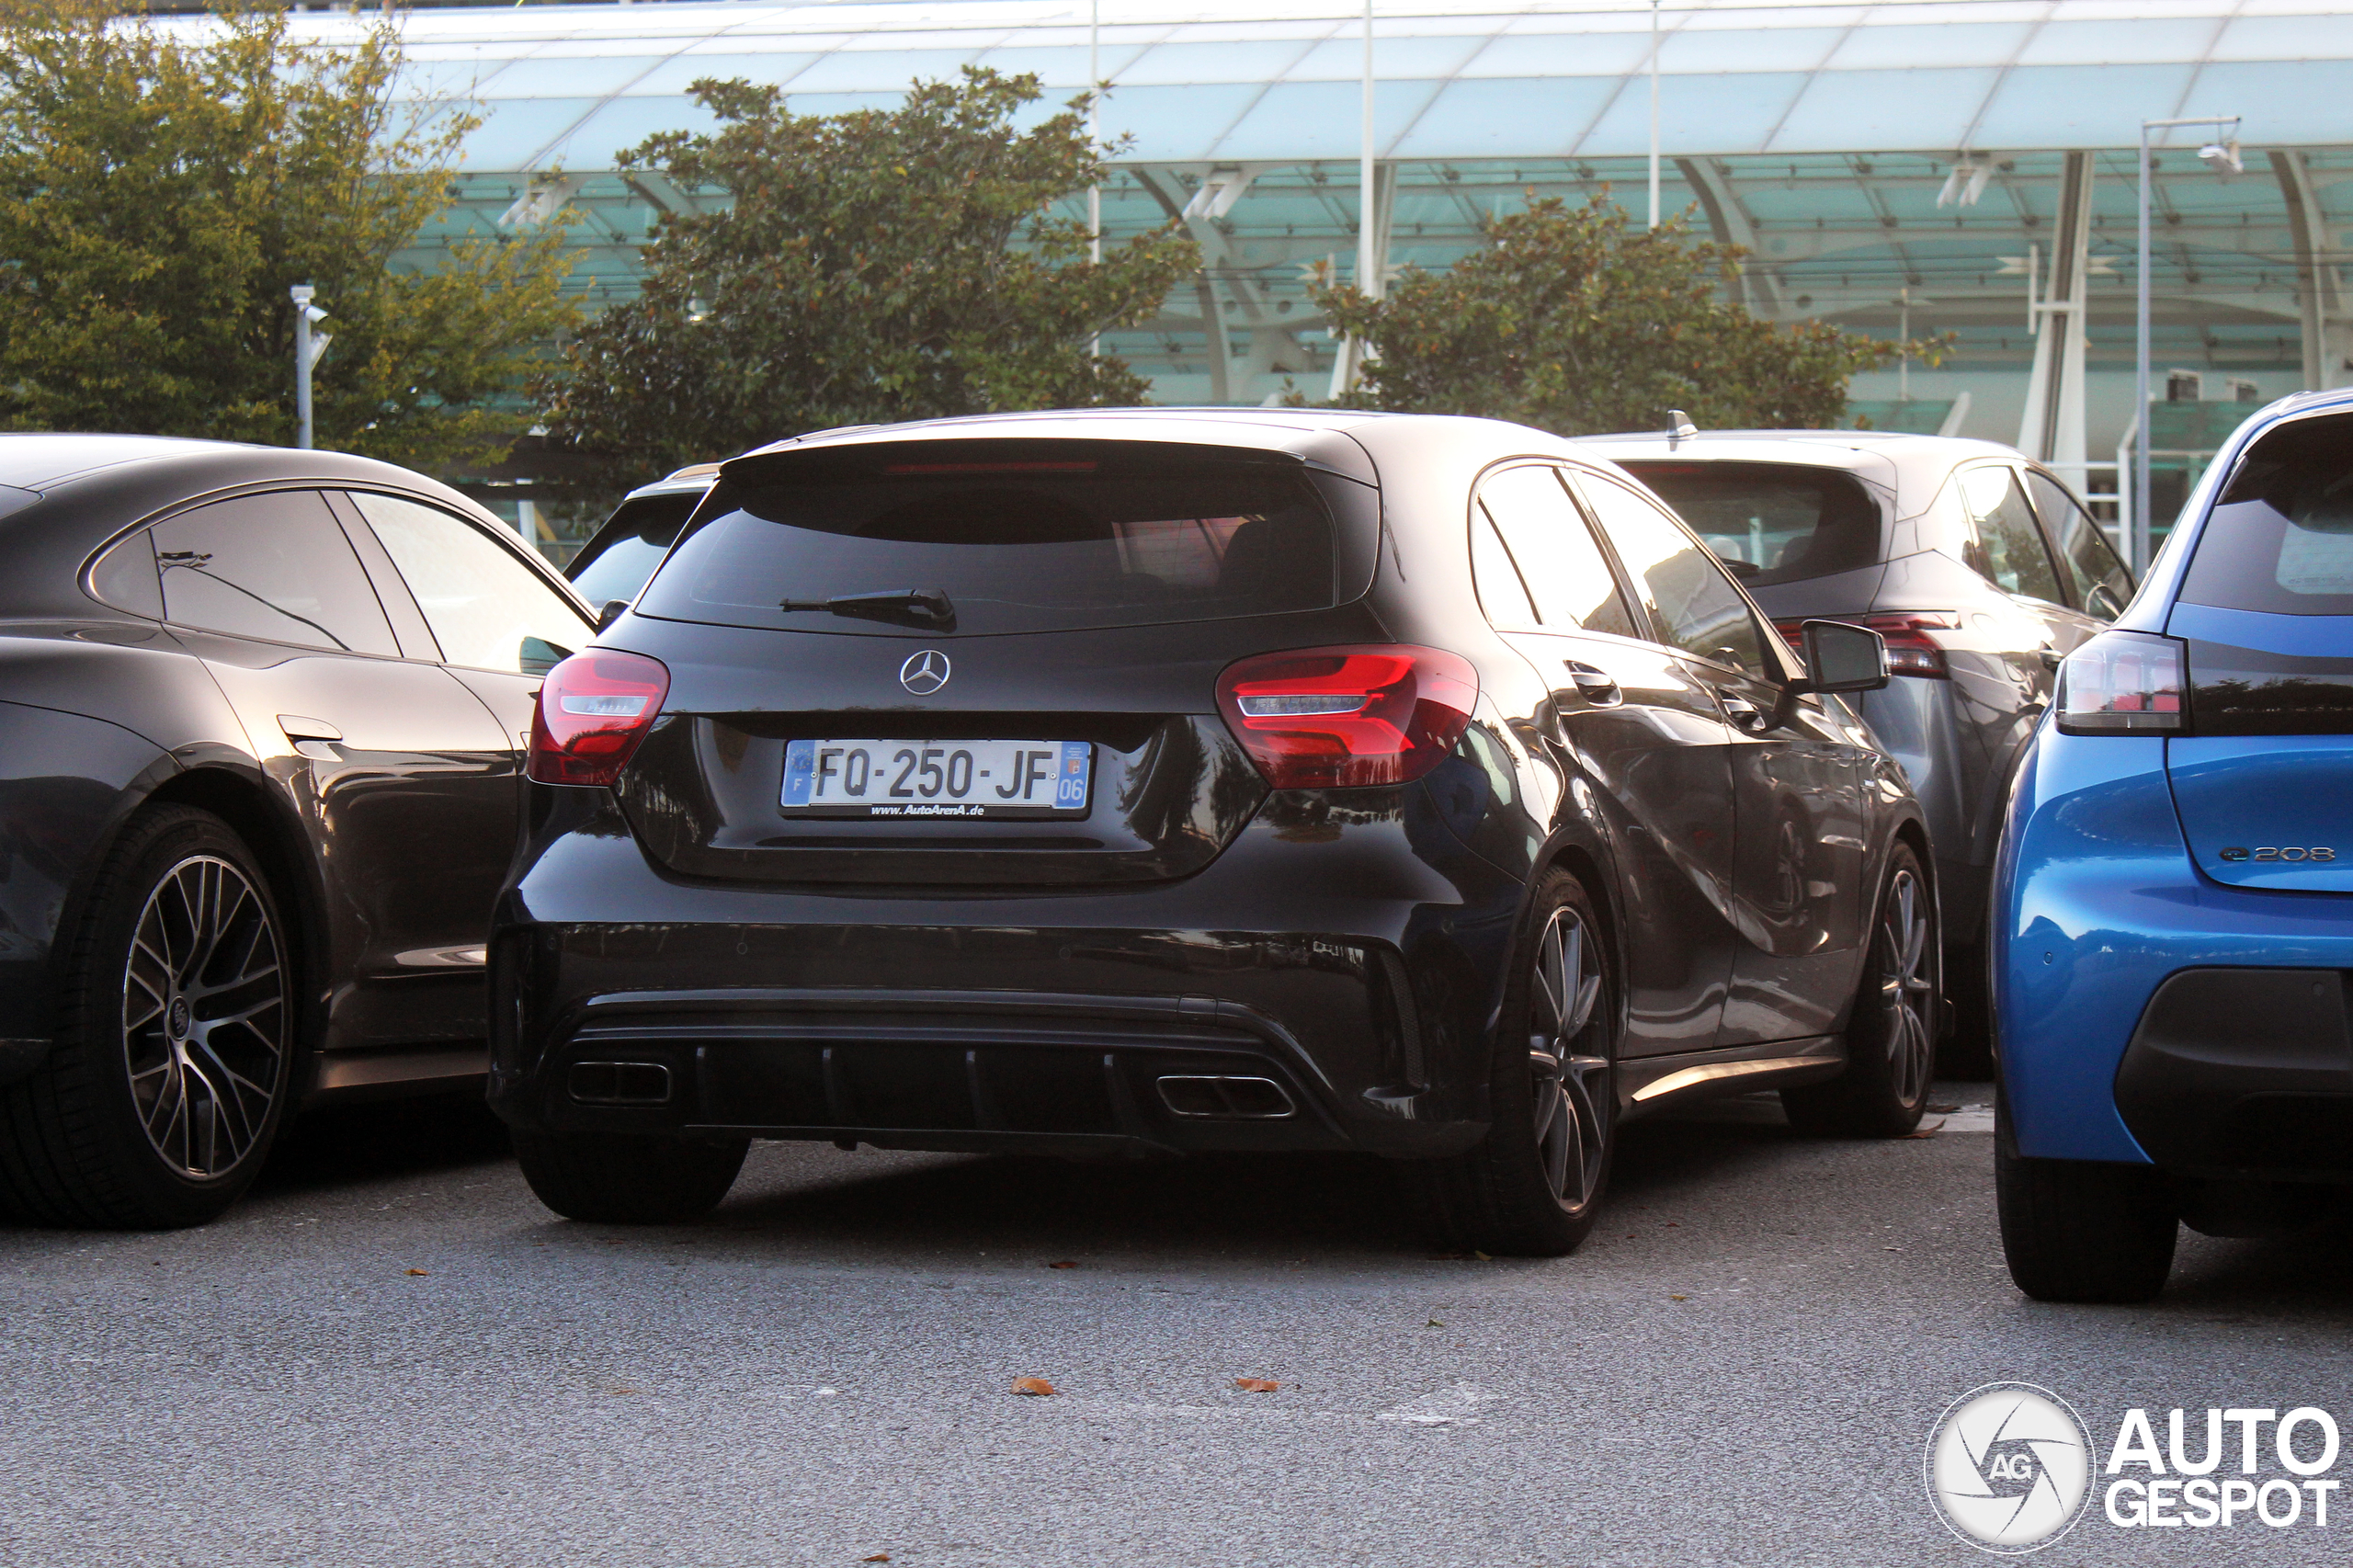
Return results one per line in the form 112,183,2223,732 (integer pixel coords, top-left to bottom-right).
6,1082,2350,1568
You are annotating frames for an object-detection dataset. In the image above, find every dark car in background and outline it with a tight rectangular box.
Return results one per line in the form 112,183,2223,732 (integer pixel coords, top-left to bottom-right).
1574,431,2132,1061
0,436,596,1227
564,462,718,613
490,409,1936,1256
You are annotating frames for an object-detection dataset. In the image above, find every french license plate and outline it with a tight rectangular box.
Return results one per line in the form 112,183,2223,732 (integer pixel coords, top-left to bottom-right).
780,738,1092,818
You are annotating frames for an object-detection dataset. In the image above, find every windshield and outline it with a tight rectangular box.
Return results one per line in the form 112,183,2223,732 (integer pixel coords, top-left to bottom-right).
635,441,1343,635
1616,460,1883,588
2181,413,2353,616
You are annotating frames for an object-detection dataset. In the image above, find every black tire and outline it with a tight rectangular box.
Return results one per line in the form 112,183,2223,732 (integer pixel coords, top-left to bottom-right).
1412,869,1618,1257
1782,840,1938,1138
513,1130,748,1224
0,807,295,1229
1996,1096,2177,1302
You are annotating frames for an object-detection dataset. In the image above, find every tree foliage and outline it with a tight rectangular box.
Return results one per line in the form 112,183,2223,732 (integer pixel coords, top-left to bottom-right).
538,68,1199,478
1316,195,1922,434
0,0,576,464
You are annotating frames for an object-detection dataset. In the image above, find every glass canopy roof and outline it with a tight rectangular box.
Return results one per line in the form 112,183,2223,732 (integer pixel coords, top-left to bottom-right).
232,0,2353,171
192,1,2352,445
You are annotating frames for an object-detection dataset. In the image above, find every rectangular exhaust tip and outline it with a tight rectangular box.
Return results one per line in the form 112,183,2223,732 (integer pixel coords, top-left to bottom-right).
569,1060,674,1105
1154,1074,1296,1119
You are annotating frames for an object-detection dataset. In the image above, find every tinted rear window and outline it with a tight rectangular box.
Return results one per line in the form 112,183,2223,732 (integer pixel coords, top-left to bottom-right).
637,441,1342,635
568,490,704,607
2182,413,2353,616
1615,460,1881,588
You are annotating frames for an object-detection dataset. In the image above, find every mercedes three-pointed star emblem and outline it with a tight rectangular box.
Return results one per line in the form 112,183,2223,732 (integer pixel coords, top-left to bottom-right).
898,649,951,695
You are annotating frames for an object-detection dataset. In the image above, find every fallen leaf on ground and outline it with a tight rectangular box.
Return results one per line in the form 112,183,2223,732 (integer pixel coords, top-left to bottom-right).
1234,1378,1279,1392
1669,1294,1688,1301
1012,1377,1056,1396
1426,1318,1445,1327
1472,1250,1493,1261
1927,1102,1960,1113
1899,1120,1944,1140
1047,1260,1076,1268
862,1555,891,1562
404,1268,428,1277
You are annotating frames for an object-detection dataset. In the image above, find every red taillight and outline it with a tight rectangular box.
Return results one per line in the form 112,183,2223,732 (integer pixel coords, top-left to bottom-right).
1777,613,1956,678
1216,644,1478,790
528,651,670,787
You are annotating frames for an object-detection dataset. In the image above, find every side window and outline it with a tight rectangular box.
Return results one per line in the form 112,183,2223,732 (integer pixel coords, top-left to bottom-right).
1475,466,1643,640
2027,470,2134,618
151,490,398,656
348,493,590,676
1471,509,1540,630
1575,475,1772,680
1956,466,2066,605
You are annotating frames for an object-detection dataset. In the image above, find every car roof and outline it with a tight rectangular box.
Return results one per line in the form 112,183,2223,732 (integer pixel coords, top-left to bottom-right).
0,433,268,491
728,407,1584,492
1572,429,2028,469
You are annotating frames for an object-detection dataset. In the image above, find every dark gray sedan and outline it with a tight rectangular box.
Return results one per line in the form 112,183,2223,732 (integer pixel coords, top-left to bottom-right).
1574,431,2131,1063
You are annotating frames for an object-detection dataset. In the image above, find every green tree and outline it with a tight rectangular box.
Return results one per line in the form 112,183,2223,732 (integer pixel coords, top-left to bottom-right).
1315,195,1921,434
539,67,1198,478
0,0,576,465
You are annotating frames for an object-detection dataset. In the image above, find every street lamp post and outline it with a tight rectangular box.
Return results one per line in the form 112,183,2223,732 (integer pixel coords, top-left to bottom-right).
2135,115,2239,571
289,283,330,451
1647,0,1661,229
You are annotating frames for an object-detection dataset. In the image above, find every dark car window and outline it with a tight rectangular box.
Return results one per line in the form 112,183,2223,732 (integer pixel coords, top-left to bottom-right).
1576,474,1771,679
152,490,398,656
567,489,704,608
1956,466,2065,605
348,493,589,676
2181,414,2353,616
1471,509,1541,630
1476,465,1642,639
639,442,1340,635
2027,470,2132,617
1615,460,1881,588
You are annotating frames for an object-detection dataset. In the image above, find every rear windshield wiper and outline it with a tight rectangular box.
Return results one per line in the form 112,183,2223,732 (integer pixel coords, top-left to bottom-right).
779,586,956,631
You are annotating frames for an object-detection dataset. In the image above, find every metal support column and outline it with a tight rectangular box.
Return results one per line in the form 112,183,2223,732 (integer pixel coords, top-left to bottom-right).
2272,149,2349,391
2017,151,2093,470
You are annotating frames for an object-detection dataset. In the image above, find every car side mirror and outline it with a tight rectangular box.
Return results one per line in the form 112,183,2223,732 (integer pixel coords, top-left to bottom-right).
1794,619,1890,695
596,598,630,633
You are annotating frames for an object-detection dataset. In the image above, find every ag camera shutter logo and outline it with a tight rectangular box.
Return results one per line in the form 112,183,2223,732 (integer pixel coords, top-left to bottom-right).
1926,1382,2094,1552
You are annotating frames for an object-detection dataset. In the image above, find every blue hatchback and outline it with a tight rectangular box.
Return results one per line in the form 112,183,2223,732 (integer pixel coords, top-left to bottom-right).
1995,388,2353,1300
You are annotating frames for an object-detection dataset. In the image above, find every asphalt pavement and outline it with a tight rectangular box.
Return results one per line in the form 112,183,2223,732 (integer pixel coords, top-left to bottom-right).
5,1078,2350,1568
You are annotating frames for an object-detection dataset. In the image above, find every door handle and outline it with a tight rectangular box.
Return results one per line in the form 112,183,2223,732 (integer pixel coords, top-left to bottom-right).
1717,694,1773,734
2036,647,2063,668
277,714,344,744
1563,661,1622,706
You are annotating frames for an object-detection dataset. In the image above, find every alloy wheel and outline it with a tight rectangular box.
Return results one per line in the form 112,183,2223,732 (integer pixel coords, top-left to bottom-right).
121,855,287,1178
1528,903,1612,1210
1876,868,1936,1108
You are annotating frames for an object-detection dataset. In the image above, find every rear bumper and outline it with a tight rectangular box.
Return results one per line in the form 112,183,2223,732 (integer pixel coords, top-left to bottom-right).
487,786,1525,1160
2114,969,2353,1179
1996,728,2353,1172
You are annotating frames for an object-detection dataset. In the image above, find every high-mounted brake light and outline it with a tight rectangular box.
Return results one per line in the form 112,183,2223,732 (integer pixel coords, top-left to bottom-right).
1776,612,1956,677
1216,644,1478,790
2055,629,2186,734
529,651,671,786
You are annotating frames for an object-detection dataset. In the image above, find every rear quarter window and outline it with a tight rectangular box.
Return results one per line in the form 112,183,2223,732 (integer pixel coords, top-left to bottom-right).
2182,413,2353,616
636,441,1350,635
1615,460,1882,587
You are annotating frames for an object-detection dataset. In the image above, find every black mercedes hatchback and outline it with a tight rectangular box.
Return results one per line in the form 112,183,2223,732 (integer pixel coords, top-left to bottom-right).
491,410,1937,1255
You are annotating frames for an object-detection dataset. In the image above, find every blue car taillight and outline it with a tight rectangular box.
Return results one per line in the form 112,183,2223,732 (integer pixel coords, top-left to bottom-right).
2055,629,2187,735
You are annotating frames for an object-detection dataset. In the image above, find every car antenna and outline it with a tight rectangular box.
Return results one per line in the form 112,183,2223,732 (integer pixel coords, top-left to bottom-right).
1665,409,1698,449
